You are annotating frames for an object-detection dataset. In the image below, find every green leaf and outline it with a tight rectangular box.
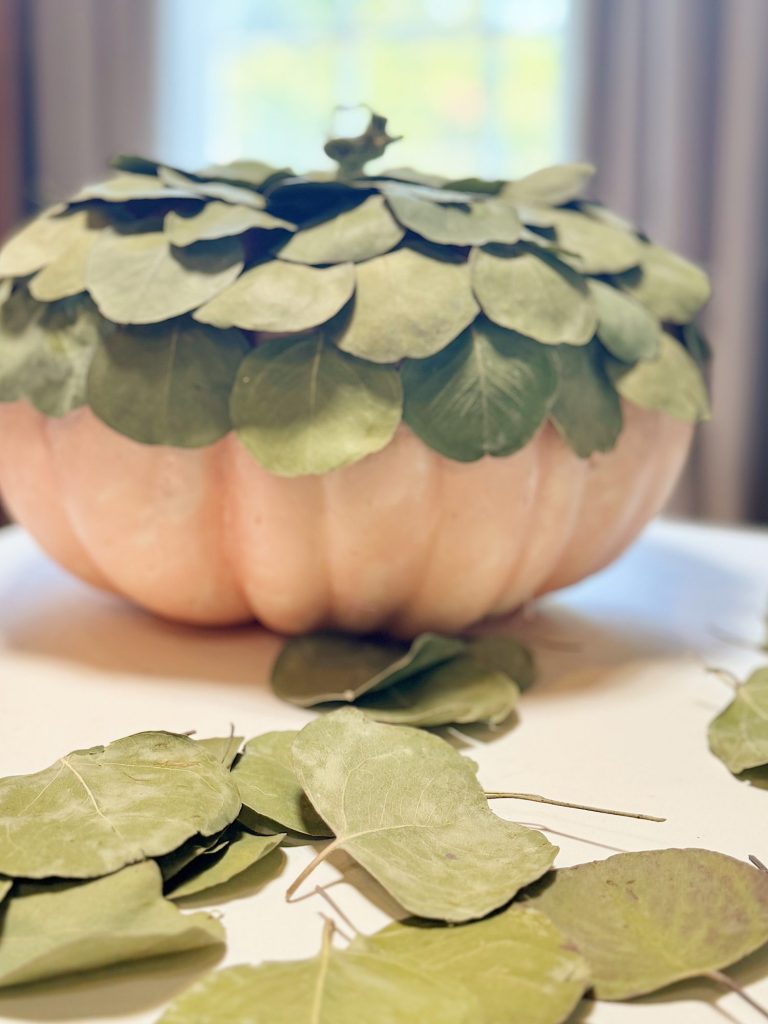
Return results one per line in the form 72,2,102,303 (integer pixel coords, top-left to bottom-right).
526,849,768,1000
196,735,244,769
71,172,198,204
466,634,536,691
551,342,623,457
385,192,522,246
0,207,89,278
86,231,244,325
232,732,332,838
402,319,558,462
290,708,557,921
278,195,404,264
0,293,102,417
354,654,520,727
544,209,643,274
168,830,285,899
0,731,241,879
271,631,465,706
230,334,402,476
607,331,710,422
29,233,98,301
165,202,293,247
708,668,768,774
336,247,479,363
159,167,270,209
194,261,354,333
471,248,597,345
87,321,249,447
356,905,591,1024
503,163,596,205
0,861,224,989
157,931,479,1024
590,279,661,362
619,244,711,323
157,831,230,884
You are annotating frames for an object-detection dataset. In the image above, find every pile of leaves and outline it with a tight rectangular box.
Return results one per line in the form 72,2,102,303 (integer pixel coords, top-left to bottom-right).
0,113,711,477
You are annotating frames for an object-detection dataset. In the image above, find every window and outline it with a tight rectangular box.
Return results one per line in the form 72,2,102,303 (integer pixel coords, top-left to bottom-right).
156,0,574,179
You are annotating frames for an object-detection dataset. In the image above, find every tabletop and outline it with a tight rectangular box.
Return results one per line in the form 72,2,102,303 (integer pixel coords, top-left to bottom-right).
1,517,767,1023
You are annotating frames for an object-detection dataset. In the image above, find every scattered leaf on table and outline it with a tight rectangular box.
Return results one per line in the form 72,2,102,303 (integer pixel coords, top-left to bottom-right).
589,279,660,363
618,244,711,323
526,848,768,1000
402,318,558,461
544,208,643,274
165,202,293,246
385,192,522,246
356,905,590,1024
0,731,241,879
290,708,557,921
471,247,597,345
467,635,536,691
88,321,249,447
502,163,596,205
232,732,332,838
168,831,285,900
0,207,87,278
551,342,623,458
354,655,519,727
196,735,244,769
230,334,402,476
0,861,224,989
86,232,244,325
708,668,768,774
336,247,479,363
278,195,404,264
157,922,479,1024
271,631,465,706
194,260,354,333
607,331,710,422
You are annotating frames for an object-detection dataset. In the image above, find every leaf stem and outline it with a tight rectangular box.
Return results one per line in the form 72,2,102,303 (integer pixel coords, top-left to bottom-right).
315,885,363,937
750,854,768,873
706,666,741,691
286,837,345,903
485,791,665,822
707,969,768,1019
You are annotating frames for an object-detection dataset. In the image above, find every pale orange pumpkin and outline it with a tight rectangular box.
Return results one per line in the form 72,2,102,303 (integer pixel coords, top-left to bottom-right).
0,399,691,636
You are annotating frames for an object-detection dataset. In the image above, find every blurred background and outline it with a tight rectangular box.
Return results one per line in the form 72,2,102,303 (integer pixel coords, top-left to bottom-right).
0,0,766,522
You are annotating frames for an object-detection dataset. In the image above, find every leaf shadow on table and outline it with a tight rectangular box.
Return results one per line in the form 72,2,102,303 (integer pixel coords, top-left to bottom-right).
0,945,222,1022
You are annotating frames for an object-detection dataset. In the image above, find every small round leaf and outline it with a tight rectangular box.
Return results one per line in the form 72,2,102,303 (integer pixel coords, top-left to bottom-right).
607,331,710,422
590,279,661,362
385,193,522,247
551,342,623,457
164,202,293,247
278,195,404,265
619,244,711,323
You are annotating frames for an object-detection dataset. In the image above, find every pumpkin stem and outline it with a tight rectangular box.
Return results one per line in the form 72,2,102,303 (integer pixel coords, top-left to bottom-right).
485,791,665,822
324,108,402,181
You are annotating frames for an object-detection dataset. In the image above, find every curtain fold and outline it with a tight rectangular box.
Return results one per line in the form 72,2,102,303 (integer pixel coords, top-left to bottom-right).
575,0,768,523
0,0,26,236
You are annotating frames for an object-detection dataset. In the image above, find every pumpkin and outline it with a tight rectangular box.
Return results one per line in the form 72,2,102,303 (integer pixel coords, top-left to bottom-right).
0,114,710,635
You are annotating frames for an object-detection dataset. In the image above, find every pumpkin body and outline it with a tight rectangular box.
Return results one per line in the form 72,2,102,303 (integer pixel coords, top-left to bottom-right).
0,399,691,636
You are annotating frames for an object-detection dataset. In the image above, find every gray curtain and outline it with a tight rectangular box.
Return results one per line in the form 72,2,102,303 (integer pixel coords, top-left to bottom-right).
0,0,26,236
575,0,768,523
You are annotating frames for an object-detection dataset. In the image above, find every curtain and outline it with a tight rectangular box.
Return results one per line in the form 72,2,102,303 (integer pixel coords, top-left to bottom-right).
0,0,26,237
575,0,768,524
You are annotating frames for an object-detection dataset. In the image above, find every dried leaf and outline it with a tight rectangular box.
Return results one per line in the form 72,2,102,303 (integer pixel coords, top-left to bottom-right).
0,861,224,989
230,334,401,476
503,163,596,205
87,321,249,447
607,331,710,422
86,232,244,325
196,735,244,769
159,167,269,209
290,708,557,921
0,880,11,904
71,172,197,204
471,248,597,345
232,732,332,838
278,195,403,264
357,905,590,1024
545,209,643,274
0,207,88,278
337,247,478,363
619,244,711,323
551,342,623,457
197,159,286,190
467,635,536,691
385,192,522,246
194,261,354,333
168,831,284,900
0,731,241,879
527,849,768,1000
402,318,558,461
165,202,292,247
590,279,661,362
29,233,98,301
708,668,768,774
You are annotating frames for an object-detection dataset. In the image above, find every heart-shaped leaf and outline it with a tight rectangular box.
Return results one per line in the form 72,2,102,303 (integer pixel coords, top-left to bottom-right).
708,668,768,774
356,905,591,1024
289,708,557,921
168,830,285,900
526,849,768,1000
194,261,354,333
165,202,293,247
0,861,224,990
619,244,711,323
589,279,661,362
471,248,597,345
278,195,404,264
232,732,332,838
545,209,643,274
0,207,88,279
230,334,402,475
385,192,522,246
502,163,596,205
402,318,558,461
0,731,241,879
87,321,249,447
551,342,623,457
607,331,710,422
336,247,478,363
86,232,244,324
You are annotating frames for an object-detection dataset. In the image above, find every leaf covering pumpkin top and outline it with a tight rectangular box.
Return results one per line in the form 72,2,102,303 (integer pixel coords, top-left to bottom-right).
0,113,711,476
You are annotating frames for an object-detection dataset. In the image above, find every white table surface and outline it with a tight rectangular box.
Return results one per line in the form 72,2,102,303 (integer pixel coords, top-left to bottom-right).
1,518,768,1023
